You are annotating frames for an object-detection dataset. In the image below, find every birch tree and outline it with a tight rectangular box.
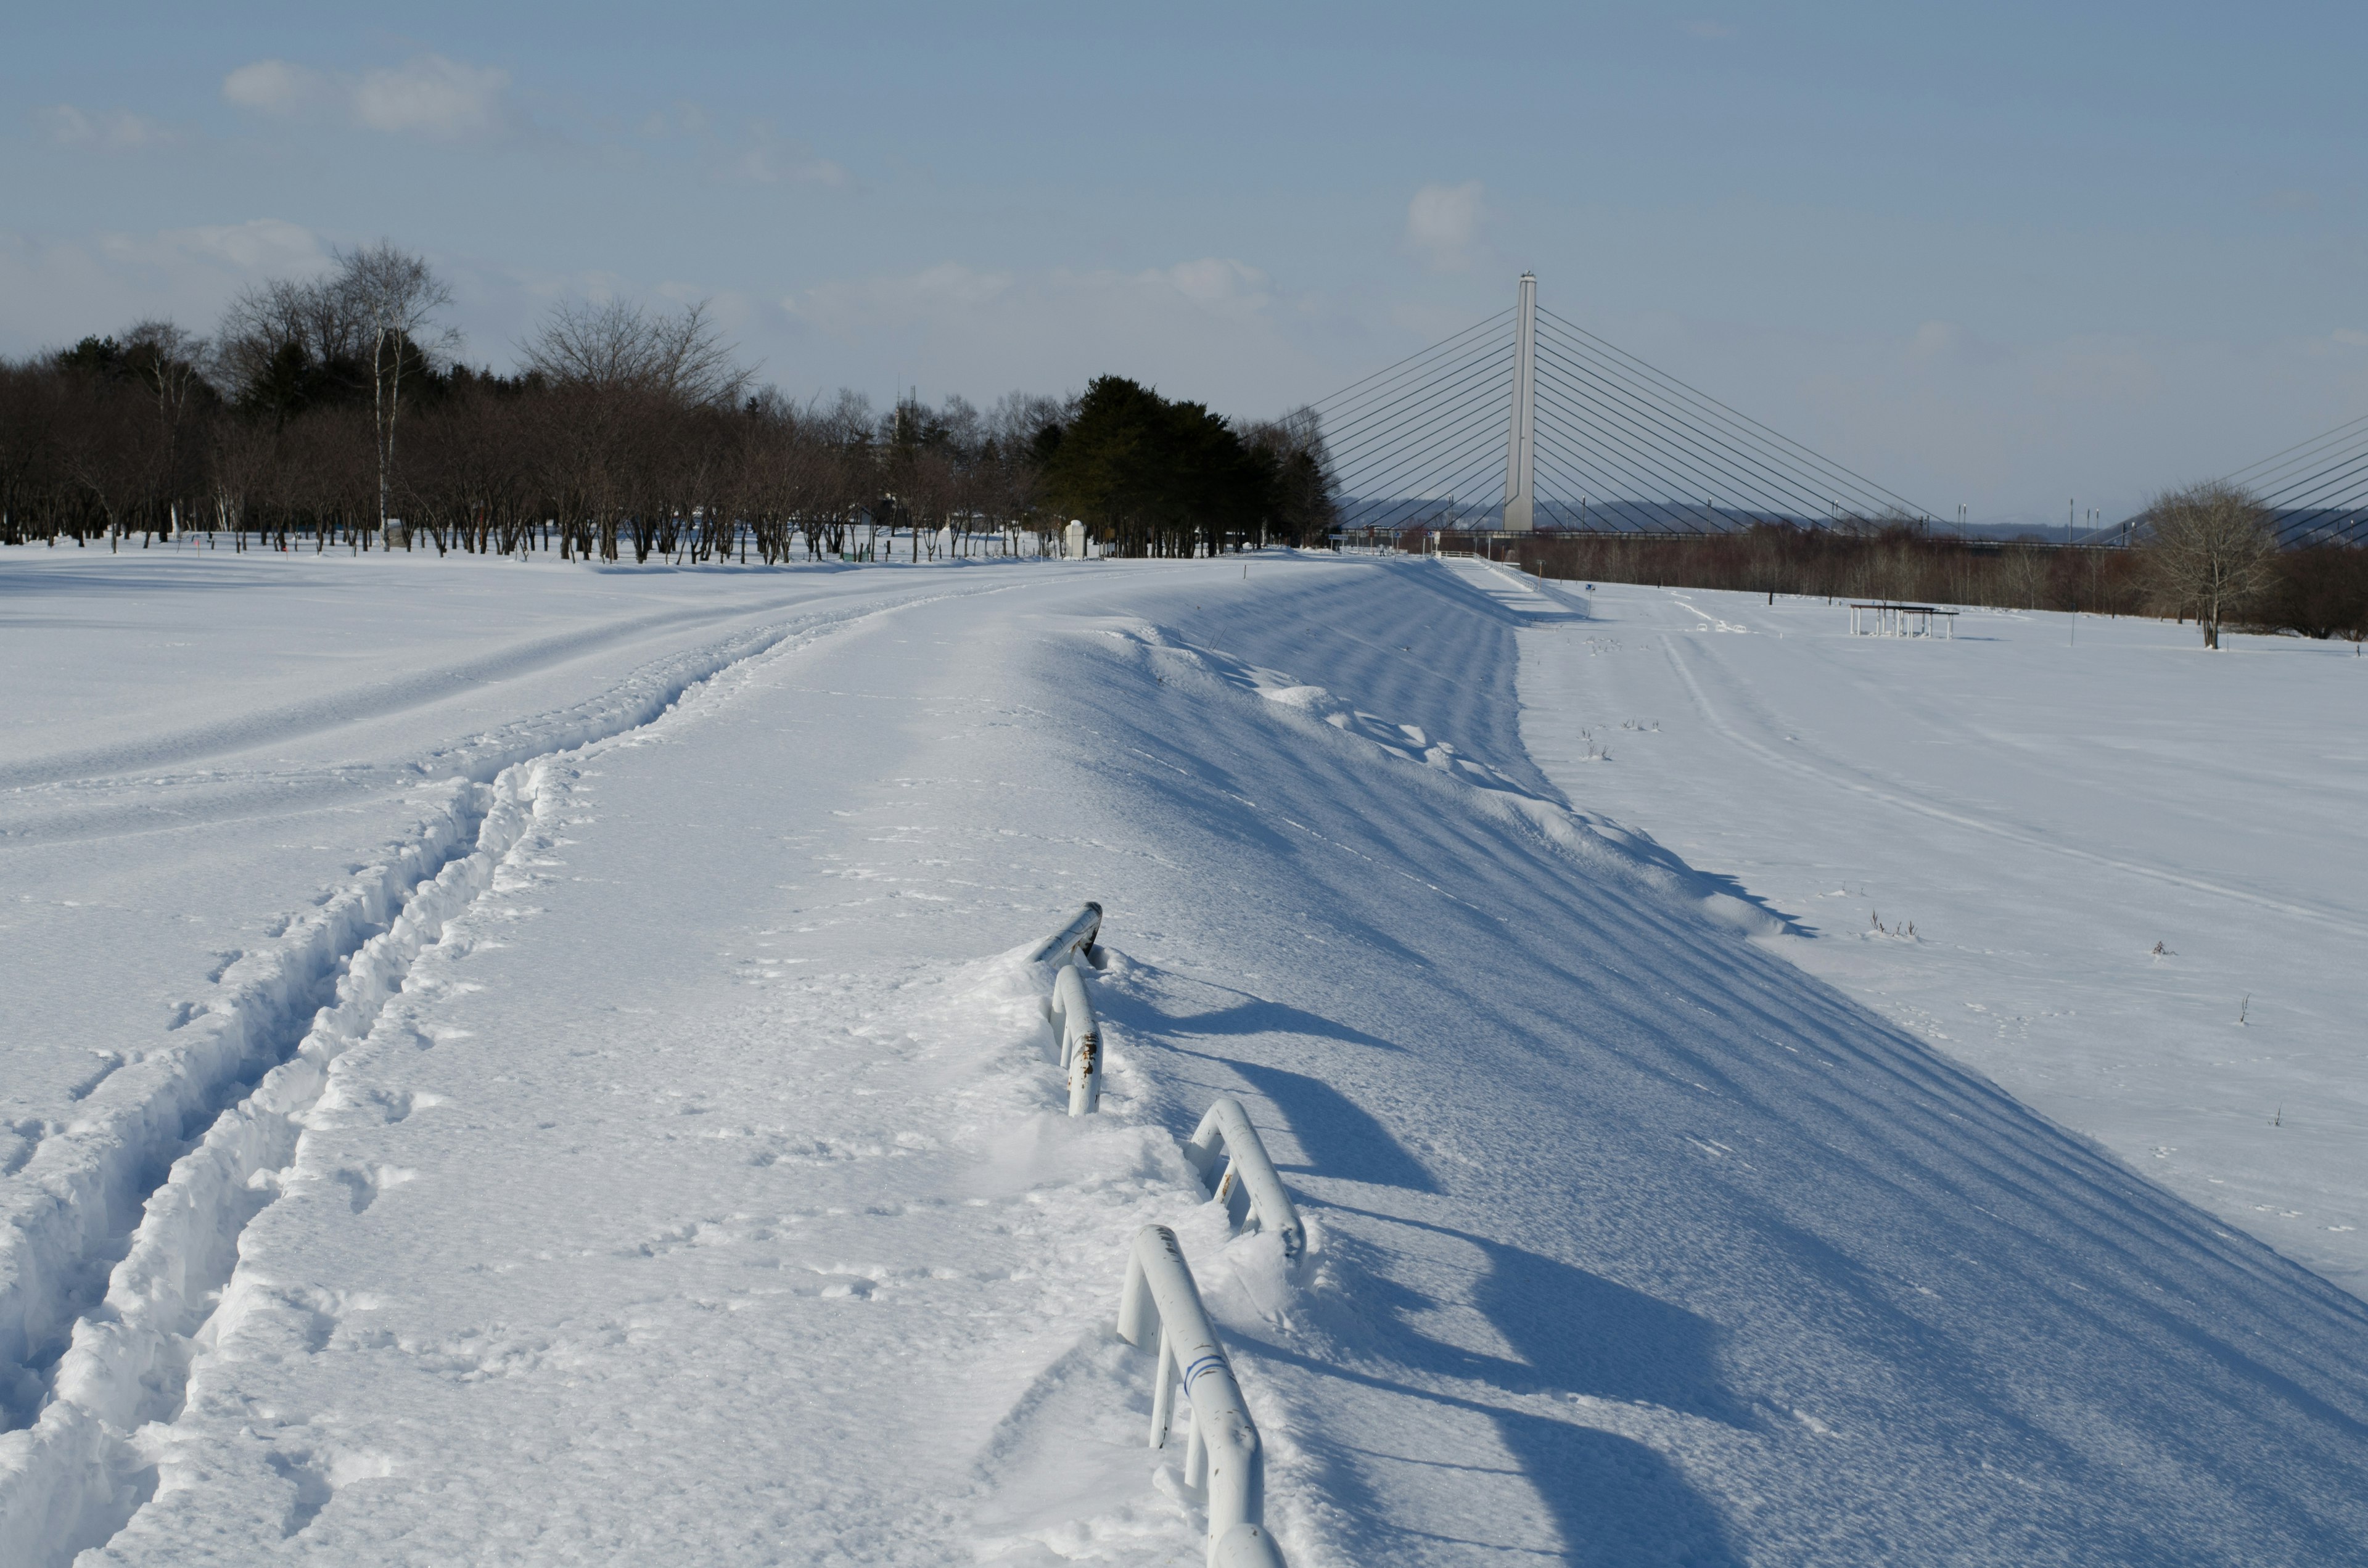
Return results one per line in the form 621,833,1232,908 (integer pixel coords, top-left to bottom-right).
339,242,457,541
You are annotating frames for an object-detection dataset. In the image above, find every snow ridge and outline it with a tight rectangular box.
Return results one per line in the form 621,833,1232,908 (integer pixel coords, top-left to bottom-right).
1126,623,1787,940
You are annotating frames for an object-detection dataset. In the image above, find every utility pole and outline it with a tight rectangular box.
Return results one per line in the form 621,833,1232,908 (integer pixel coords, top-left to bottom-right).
1503,273,1537,533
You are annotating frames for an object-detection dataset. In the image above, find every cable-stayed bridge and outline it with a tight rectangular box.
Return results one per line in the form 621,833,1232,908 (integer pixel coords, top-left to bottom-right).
2214,417,2368,548
2079,422,2368,549
1319,273,1933,536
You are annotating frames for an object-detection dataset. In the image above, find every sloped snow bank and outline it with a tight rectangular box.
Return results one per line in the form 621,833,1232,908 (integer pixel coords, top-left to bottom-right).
1119,621,1787,940
1008,570,2368,1564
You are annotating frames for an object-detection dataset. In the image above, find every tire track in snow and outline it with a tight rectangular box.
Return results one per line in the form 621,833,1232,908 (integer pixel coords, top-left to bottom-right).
0,578,1024,1567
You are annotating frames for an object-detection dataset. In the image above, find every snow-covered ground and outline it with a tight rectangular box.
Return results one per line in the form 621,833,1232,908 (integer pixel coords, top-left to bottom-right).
4,549,2366,1566
1472,563,2368,1295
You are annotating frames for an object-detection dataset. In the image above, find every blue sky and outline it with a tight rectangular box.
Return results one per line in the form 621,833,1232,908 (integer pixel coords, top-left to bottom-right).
6,1,2365,523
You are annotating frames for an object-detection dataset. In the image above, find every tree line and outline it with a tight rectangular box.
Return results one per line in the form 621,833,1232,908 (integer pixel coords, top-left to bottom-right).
1411,483,2368,646
0,245,1338,562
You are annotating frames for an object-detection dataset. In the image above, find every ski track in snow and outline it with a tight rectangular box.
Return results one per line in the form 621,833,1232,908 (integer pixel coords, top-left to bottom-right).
3,551,2367,1566
0,575,1026,1563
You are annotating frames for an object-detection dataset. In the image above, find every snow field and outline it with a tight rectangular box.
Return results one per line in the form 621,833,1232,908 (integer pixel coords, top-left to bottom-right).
1465,560,2368,1295
0,556,1015,1429
1,552,958,1159
6,567,1329,1566
4,549,2367,1564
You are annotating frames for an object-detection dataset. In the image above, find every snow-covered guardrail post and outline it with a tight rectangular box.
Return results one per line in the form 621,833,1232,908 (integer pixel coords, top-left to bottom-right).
1118,1225,1286,1568
1184,1098,1303,1258
1033,903,1103,1115
1030,901,1103,966
1053,963,1101,1116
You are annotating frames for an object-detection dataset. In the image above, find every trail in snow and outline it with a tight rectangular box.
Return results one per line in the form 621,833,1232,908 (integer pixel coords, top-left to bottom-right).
0,563,1025,1548
2,552,2365,1566
0,559,1012,1387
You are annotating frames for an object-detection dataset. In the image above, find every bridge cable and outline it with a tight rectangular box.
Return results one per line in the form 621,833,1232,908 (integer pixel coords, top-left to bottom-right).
1539,307,1932,520
1532,318,1904,522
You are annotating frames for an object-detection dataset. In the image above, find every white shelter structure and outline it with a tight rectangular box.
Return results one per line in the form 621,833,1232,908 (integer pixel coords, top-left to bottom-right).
1849,602,1959,639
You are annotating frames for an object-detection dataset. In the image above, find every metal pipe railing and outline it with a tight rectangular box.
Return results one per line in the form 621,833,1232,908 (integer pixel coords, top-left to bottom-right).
1051,961,1102,1117
1035,905,1105,1116
1030,901,1103,966
1118,1225,1286,1568
1184,1098,1304,1258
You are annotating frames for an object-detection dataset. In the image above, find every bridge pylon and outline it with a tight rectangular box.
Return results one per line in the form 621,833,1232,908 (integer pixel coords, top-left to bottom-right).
1315,273,1933,538
1503,273,1537,533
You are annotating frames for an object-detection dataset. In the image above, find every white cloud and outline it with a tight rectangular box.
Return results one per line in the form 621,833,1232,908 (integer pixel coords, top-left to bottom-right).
637,112,845,187
222,59,331,116
2330,328,2368,349
352,55,508,141
37,105,183,149
140,218,333,277
727,127,846,187
781,258,1275,336
1404,181,1486,273
1154,258,1271,311
1908,321,1959,359
221,54,508,142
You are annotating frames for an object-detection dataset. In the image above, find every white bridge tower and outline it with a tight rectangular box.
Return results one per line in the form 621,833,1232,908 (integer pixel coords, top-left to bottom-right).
1503,272,1537,532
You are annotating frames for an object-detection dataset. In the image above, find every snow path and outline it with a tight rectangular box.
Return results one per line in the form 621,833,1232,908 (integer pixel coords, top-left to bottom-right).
0,562,1041,1560
1481,562,2368,1296
4,552,2367,1564
0,558,988,1414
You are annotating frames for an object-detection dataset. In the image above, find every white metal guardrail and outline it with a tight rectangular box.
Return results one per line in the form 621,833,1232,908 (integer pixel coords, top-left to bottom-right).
1035,903,1104,1117
1119,1225,1288,1568
1029,906,1293,1561
1030,900,1103,966
1052,963,1103,1117
1185,1098,1304,1259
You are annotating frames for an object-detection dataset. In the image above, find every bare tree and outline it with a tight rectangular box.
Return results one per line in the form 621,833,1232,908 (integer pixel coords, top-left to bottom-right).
520,298,751,408
121,320,210,425
2140,480,2280,649
213,274,368,415
1999,544,2050,610
339,242,457,539
1241,403,1340,550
